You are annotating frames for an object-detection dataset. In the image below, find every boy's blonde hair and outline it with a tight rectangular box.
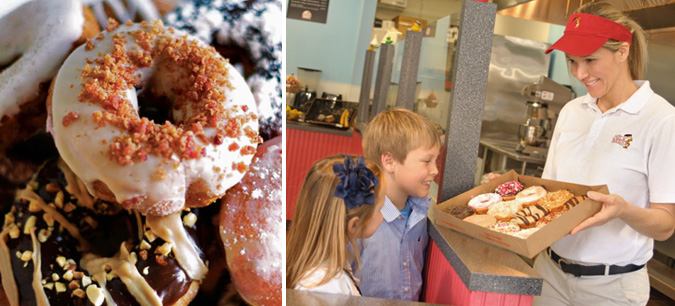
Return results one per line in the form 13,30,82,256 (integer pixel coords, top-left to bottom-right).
576,2,647,80
363,108,441,167
286,155,384,289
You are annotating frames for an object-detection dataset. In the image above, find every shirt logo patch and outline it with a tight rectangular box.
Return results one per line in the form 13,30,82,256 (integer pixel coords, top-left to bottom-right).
611,134,633,149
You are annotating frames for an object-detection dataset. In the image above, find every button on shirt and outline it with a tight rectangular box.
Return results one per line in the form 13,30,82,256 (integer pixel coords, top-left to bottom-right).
542,81,675,266
355,196,431,301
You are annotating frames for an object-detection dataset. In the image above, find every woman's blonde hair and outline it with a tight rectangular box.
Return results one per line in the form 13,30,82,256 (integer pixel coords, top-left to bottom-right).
286,155,384,289
576,2,648,80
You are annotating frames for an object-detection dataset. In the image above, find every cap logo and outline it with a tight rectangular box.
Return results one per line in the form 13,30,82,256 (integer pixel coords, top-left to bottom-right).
573,17,580,28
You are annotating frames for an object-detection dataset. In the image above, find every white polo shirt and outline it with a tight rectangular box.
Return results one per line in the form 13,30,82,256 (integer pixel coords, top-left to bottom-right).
542,81,675,266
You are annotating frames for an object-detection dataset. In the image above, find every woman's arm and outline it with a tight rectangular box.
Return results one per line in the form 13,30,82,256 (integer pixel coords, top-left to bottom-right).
571,191,675,241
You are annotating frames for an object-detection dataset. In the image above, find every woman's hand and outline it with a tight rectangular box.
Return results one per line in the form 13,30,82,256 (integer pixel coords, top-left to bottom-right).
571,191,675,241
487,172,501,181
570,191,627,235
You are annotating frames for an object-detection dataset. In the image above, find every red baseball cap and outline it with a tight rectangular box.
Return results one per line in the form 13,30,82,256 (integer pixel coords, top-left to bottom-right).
546,13,632,56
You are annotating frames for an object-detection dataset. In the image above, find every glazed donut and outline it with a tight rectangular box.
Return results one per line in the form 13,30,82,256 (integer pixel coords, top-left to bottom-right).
164,0,283,141
487,200,523,222
468,193,502,214
538,190,574,213
220,136,282,305
49,20,260,216
515,186,547,207
0,159,209,306
0,0,99,152
495,181,524,201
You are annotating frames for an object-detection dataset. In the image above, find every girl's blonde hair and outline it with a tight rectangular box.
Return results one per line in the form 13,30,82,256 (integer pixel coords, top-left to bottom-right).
576,2,648,80
286,155,384,289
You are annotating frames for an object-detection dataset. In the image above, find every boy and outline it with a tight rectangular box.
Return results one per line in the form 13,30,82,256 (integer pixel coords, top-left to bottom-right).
357,108,441,301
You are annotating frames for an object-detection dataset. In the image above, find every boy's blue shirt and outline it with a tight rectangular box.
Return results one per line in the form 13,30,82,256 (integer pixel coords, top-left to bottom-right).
356,195,431,301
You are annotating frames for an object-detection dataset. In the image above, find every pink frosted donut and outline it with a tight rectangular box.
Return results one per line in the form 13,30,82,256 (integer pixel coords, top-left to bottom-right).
516,186,547,207
468,193,502,214
495,180,524,200
49,21,260,216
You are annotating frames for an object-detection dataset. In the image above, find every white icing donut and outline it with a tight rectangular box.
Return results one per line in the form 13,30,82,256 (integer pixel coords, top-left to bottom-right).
50,21,259,216
0,0,83,120
515,186,548,206
468,193,502,213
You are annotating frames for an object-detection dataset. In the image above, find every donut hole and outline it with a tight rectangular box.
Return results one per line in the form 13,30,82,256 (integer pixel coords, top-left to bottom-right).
214,44,255,79
136,88,176,125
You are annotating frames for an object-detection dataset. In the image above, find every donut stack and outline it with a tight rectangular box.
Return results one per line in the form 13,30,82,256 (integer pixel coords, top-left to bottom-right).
0,0,283,305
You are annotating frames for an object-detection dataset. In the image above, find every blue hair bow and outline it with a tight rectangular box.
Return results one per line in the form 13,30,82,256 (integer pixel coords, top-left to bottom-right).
333,156,379,210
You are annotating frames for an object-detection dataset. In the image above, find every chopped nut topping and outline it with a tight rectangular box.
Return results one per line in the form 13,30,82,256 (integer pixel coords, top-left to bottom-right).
63,270,74,282
182,212,197,227
43,282,54,290
155,242,173,257
45,183,61,193
87,285,105,306
38,229,51,243
20,250,32,262
144,230,156,243
55,191,64,208
64,202,77,213
56,256,67,268
73,271,84,279
55,282,66,293
142,266,149,275
140,240,151,250
72,288,86,298
51,273,60,281
28,200,41,213
82,276,92,287
105,272,118,281
84,216,98,229
8,223,20,239
43,213,55,227
69,280,80,290
23,216,36,234
139,249,148,260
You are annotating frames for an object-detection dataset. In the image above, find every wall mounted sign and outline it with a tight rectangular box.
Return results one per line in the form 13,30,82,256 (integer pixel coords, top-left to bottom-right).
287,0,329,24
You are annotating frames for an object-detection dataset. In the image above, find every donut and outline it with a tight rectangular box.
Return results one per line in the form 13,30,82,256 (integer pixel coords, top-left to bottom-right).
164,0,283,141
495,181,524,200
536,210,566,228
509,227,539,239
0,0,99,153
463,214,497,227
468,193,502,214
538,190,574,213
561,195,588,211
220,136,282,305
444,205,475,219
511,204,549,229
487,200,523,222
0,158,209,306
48,20,260,216
488,221,521,234
515,186,547,207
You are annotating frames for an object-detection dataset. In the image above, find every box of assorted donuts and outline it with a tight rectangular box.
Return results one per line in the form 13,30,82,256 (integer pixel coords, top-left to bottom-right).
433,170,609,258
0,0,282,305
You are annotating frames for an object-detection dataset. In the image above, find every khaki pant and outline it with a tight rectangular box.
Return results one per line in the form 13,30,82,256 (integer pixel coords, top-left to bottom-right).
532,251,650,306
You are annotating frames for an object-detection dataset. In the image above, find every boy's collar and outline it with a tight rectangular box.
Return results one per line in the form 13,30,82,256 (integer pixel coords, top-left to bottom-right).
381,195,430,222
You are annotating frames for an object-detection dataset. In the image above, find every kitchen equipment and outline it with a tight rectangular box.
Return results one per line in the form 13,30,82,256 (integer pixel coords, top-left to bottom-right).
305,98,358,129
516,76,574,153
293,85,316,112
297,67,321,93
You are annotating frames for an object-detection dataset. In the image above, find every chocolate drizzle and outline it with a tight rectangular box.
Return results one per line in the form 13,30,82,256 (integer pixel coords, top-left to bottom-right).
0,159,209,305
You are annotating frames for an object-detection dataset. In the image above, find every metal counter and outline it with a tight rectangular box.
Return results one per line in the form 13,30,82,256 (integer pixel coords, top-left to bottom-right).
287,290,444,306
479,138,546,175
428,209,543,296
286,120,355,137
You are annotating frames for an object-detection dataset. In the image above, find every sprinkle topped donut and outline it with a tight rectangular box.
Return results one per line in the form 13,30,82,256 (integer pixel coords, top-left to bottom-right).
495,180,524,200
49,20,260,216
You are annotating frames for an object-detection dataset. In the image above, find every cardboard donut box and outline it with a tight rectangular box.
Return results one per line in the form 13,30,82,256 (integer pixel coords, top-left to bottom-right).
433,170,609,258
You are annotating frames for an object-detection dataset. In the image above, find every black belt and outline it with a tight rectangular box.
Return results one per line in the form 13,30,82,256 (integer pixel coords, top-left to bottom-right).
548,248,644,277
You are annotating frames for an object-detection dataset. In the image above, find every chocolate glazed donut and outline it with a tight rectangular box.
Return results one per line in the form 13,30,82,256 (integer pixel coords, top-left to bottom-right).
0,159,209,306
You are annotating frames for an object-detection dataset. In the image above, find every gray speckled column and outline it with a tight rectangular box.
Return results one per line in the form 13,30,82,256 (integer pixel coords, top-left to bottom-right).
440,0,497,202
372,43,395,116
358,49,376,123
396,30,423,110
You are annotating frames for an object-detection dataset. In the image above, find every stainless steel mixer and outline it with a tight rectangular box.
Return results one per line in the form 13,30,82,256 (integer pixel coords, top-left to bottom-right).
516,76,574,153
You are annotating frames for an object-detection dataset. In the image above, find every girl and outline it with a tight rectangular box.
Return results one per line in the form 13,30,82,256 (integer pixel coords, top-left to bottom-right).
286,155,386,295
535,2,675,305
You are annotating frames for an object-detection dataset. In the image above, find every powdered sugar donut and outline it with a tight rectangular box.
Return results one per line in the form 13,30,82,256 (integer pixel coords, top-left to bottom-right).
515,186,547,207
49,21,259,216
164,0,283,141
495,180,524,200
468,193,502,214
